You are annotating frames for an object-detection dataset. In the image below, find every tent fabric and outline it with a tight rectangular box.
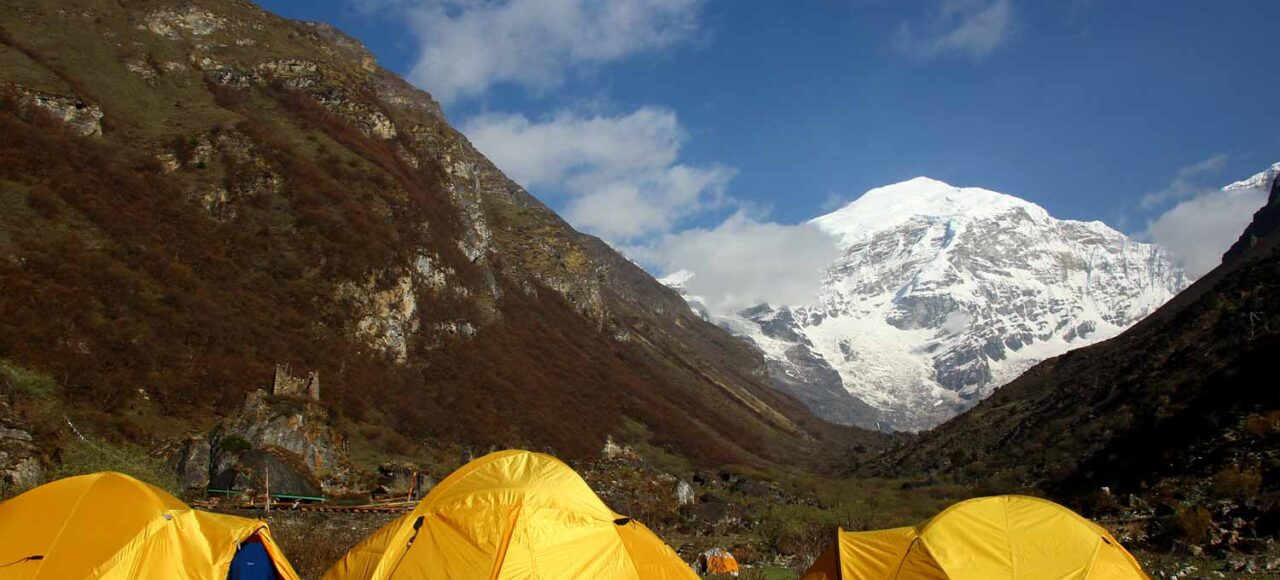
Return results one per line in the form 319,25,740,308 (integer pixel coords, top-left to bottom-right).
230,538,281,580
0,471,299,580
697,548,740,576
325,449,697,580
838,527,930,580
802,495,1148,580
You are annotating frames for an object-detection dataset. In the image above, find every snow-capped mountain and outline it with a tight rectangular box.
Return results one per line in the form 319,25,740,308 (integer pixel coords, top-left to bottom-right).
1224,162,1280,193
680,177,1189,431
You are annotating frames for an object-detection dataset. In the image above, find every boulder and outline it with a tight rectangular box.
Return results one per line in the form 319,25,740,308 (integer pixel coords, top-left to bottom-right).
209,446,323,499
166,374,358,496
0,401,42,494
220,388,357,491
676,480,695,506
169,435,212,490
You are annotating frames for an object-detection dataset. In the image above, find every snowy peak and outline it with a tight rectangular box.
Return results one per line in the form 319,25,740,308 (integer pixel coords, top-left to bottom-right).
1224,162,1280,192
691,178,1188,431
812,177,1049,245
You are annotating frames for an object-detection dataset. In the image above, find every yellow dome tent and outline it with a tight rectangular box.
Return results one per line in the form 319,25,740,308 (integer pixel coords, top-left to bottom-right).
324,449,696,580
801,495,1147,580
696,548,740,576
0,471,299,580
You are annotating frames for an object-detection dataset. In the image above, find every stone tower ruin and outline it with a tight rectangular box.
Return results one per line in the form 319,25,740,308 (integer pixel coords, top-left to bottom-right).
272,364,320,400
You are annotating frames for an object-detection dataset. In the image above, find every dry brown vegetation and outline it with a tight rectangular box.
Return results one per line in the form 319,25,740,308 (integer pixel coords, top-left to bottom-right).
0,57,869,471
266,511,399,578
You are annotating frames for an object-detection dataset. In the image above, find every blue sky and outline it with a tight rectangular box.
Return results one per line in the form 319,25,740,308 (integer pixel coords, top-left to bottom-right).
260,0,1277,287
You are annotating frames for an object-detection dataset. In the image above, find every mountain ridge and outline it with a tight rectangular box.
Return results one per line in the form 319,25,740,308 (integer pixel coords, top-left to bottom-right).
0,0,880,478
862,171,1280,515
673,176,1187,431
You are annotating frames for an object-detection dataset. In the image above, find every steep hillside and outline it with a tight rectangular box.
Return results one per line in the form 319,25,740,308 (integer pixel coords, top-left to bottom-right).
1225,163,1280,261
701,177,1185,431
865,173,1280,510
0,0,876,475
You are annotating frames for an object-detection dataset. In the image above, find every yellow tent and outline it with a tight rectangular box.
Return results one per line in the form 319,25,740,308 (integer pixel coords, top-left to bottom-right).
697,548,740,576
0,471,299,580
325,449,697,580
802,495,1147,580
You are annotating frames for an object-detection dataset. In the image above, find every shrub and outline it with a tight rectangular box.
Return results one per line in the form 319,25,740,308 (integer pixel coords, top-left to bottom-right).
169,135,196,166
218,433,254,455
1211,466,1262,503
0,360,58,397
25,188,60,218
1243,412,1280,438
757,503,867,567
359,425,415,457
269,512,399,578
1169,505,1214,544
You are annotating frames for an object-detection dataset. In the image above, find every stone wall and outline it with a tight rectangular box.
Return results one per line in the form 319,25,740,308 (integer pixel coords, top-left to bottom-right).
272,364,319,400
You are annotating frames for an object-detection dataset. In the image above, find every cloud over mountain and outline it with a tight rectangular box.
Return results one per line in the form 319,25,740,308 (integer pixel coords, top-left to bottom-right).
636,213,840,316
1146,161,1276,278
462,107,733,241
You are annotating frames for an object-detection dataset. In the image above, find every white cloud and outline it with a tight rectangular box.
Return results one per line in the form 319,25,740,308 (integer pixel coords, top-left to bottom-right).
632,213,841,316
462,107,733,241
1147,187,1266,279
1140,153,1228,209
389,0,702,102
894,0,1014,60
463,108,829,313
1141,156,1272,279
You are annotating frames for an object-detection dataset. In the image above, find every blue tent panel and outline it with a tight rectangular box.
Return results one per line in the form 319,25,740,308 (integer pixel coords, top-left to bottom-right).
228,538,279,580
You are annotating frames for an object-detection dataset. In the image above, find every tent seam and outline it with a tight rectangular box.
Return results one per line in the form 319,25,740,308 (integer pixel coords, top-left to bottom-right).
1081,536,1104,580
613,521,648,577
889,537,920,580
90,509,185,578
488,504,523,580
1003,499,1016,577
36,472,101,578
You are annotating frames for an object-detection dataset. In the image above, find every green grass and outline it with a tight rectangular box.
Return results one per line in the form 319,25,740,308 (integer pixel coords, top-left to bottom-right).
47,435,184,497
776,475,980,530
0,43,70,94
755,565,800,580
0,358,58,397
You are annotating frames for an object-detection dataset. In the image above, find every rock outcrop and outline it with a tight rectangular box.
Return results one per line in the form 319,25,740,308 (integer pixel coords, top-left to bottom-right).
17,90,103,137
170,366,355,496
0,400,41,494
1224,171,1280,262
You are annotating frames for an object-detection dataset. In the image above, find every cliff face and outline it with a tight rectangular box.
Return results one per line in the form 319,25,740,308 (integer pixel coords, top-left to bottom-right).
0,0,875,470
1224,172,1280,262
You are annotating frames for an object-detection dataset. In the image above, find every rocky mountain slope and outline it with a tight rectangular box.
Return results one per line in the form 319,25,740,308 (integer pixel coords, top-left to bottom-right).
1225,163,1280,261
708,177,1186,431
865,171,1280,536
0,0,878,481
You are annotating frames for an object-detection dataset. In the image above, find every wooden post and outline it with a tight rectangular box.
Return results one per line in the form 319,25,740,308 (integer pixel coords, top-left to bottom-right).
265,467,270,515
